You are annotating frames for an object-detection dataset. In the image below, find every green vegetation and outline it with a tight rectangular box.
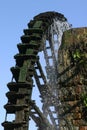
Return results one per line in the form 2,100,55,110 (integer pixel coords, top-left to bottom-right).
72,49,81,62
81,93,87,107
70,47,87,67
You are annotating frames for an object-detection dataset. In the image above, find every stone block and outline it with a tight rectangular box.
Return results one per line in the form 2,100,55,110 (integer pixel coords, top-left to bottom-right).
80,126,87,130
61,27,87,49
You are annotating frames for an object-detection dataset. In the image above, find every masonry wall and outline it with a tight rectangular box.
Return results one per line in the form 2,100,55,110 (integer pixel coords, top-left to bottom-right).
58,27,87,130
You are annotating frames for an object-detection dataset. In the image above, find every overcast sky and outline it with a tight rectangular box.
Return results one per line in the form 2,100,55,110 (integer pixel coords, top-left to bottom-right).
0,0,87,130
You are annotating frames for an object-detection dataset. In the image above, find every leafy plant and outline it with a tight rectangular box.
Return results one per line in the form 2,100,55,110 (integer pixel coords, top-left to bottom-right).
81,93,87,121
81,93,87,107
72,49,81,60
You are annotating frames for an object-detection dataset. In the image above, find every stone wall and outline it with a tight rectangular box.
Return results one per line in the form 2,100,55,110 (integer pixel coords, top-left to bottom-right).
58,27,87,130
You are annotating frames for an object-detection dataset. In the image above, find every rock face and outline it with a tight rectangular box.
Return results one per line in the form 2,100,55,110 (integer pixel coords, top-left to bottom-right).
58,27,87,130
